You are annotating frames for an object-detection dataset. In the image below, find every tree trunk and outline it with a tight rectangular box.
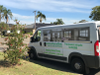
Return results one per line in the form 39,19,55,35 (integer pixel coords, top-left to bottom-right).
6,20,7,24
6,15,8,24
0,13,1,23
40,18,42,23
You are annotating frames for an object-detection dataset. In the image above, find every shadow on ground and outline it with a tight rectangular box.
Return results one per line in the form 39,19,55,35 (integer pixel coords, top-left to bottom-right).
84,68,100,75
0,60,11,67
26,58,100,75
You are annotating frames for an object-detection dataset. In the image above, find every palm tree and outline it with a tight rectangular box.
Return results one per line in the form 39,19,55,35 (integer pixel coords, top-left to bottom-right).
36,11,46,23
0,5,3,22
2,9,13,24
0,5,5,22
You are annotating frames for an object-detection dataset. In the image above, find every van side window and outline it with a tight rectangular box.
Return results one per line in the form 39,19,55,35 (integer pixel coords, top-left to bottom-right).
43,29,62,42
43,30,51,41
63,27,90,41
63,29,74,40
33,30,41,42
78,28,89,41
51,31,61,42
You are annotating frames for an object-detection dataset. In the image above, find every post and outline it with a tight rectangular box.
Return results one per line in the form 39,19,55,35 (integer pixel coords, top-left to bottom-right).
34,11,36,30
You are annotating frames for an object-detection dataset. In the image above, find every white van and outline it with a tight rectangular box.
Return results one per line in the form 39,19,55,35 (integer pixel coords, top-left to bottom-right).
28,21,100,73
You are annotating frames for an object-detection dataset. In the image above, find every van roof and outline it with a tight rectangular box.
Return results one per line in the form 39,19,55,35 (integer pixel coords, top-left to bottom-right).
37,21,100,30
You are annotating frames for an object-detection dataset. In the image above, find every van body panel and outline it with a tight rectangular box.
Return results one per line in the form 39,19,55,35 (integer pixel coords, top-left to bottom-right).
28,21,100,69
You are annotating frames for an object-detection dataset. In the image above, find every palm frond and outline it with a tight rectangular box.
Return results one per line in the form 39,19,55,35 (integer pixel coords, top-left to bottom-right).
42,14,46,20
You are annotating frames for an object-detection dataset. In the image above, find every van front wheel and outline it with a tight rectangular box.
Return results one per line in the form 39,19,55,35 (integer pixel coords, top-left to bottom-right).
71,58,85,73
29,51,38,60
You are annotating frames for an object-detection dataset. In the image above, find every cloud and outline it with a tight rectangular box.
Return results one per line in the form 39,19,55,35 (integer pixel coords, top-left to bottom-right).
1,13,34,24
46,17,80,24
12,13,33,20
1,13,80,24
0,0,98,13
12,13,80,24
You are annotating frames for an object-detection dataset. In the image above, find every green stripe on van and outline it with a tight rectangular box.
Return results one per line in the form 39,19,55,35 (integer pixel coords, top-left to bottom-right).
44,52,63,55
46,43,62,47
46,49,61,52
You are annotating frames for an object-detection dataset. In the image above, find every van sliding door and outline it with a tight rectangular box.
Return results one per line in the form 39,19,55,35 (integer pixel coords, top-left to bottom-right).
39,28,67,61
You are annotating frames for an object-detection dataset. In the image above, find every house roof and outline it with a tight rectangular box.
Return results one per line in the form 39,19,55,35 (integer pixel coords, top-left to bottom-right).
8,24,14,27
25,23,55,29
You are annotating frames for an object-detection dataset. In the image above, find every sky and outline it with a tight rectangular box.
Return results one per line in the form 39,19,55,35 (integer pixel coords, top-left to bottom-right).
0,0,100,25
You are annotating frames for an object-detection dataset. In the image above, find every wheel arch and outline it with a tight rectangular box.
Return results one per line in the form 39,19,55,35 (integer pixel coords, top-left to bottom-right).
28,46,37,53
68,52,87,66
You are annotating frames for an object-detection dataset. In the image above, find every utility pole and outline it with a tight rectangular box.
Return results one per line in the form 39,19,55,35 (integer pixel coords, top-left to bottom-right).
34,11,36,30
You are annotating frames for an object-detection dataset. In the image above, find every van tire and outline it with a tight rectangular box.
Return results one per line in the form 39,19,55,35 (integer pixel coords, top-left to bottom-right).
71,58,85,73
29,51,38,60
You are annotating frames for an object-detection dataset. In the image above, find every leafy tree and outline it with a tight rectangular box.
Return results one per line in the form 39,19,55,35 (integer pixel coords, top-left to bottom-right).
73,22,78,24
73,20,88,24
79,20,88,23
0,22,8,31
0,22,9,36
56,19,64,25
50,22,53,24
89,6,100,21
51,19,64,25
2,9,13,24
36,11,46,23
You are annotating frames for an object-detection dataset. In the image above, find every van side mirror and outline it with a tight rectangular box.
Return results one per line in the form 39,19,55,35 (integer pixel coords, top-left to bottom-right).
30,37,34,42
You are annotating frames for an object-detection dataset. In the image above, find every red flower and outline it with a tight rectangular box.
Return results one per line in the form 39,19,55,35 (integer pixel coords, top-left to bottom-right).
19,49,22,52
4,27,6,29
10,44,13,46
18,59,20,61
5,38,8,41
21,42,23,45
27,44,29,46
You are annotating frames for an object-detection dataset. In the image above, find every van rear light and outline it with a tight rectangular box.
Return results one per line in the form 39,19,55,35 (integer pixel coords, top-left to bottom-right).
94,40,99,56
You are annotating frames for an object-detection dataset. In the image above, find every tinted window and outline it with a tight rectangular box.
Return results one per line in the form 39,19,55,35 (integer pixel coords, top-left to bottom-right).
78,28,89,41
33,30,41,42
43,29,62,42
43,30,51,41
63,29,74,41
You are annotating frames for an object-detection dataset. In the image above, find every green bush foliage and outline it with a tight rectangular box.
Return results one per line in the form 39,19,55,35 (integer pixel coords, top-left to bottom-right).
3,20,29,65
29,32,33,35
0,22,9,32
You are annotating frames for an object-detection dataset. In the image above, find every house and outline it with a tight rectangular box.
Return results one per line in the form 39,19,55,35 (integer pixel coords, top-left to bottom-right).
24,23,55,34
2,24,14,35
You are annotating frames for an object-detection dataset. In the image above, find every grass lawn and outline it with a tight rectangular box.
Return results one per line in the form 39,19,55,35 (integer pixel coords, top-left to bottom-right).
0,52,78,75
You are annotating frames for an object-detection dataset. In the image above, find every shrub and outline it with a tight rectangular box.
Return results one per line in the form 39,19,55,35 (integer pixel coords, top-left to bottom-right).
3,20,29,65
30,32,33,35
0,22,9,36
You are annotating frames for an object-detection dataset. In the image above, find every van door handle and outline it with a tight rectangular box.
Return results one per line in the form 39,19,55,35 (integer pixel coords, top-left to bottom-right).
44,42,46,46
40,42,42,46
